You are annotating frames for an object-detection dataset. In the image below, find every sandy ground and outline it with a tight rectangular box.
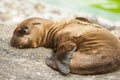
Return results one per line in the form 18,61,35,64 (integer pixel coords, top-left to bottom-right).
0,0,120,80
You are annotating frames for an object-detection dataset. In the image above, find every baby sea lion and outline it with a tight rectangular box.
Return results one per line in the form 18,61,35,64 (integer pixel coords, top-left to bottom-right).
11,17,120,75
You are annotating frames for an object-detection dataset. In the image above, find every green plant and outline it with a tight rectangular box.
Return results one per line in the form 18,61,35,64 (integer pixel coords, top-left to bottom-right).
92,0,120,13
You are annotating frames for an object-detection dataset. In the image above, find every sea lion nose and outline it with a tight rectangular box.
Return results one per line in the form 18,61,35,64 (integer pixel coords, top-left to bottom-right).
10,37,20,47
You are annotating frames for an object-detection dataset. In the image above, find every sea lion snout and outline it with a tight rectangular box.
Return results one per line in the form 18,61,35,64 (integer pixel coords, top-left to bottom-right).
10,35,32,48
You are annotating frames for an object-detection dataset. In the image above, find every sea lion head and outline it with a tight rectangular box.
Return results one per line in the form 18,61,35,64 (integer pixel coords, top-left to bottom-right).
11,17,53,48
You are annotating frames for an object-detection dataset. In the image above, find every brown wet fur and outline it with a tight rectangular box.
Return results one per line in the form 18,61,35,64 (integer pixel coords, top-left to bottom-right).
11,17,120,75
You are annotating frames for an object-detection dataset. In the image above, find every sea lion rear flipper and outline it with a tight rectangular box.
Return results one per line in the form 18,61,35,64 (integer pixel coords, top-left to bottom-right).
75,17,92,23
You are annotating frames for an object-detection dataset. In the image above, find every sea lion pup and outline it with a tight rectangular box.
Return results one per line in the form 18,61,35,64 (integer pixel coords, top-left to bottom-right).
11,17,120,75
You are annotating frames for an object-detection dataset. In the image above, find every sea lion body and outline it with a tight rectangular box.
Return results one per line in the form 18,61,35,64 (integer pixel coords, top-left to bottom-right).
11,17,120,75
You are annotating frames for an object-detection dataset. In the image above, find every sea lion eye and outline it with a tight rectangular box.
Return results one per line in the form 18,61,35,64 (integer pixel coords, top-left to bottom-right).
18,26,29,35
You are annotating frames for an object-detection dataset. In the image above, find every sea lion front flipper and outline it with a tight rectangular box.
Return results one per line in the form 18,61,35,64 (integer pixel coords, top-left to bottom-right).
55,45,77,75
45,51,57,70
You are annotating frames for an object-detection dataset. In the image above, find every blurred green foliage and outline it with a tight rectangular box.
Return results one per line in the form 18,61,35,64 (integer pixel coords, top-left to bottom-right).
92,0,120,13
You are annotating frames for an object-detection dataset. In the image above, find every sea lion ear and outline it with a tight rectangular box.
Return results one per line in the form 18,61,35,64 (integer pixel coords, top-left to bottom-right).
75,17,92,23
32,22,41,25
